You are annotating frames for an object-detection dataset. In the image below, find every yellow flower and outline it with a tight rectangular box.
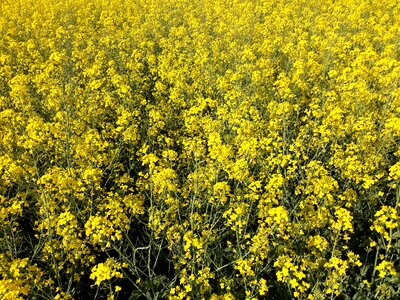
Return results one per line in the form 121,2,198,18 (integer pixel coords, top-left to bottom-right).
90,258,124,286
376,261,397,279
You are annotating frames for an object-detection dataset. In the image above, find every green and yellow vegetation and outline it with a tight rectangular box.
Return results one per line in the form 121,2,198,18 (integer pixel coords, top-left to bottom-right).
0,0,400,299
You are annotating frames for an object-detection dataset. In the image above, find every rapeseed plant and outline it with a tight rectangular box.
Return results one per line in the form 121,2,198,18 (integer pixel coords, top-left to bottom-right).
0,0,399,298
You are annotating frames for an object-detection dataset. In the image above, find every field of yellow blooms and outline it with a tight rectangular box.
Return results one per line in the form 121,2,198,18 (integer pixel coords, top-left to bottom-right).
1,0,400,299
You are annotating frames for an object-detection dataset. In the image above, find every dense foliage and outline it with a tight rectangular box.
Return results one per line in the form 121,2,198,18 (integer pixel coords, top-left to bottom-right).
1,0,400,299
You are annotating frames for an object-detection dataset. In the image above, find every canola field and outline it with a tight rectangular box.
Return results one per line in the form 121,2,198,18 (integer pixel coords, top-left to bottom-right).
1,0,400,299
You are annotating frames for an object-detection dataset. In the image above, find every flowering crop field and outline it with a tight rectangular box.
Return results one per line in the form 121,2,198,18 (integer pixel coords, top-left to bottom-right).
1,0,400,299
